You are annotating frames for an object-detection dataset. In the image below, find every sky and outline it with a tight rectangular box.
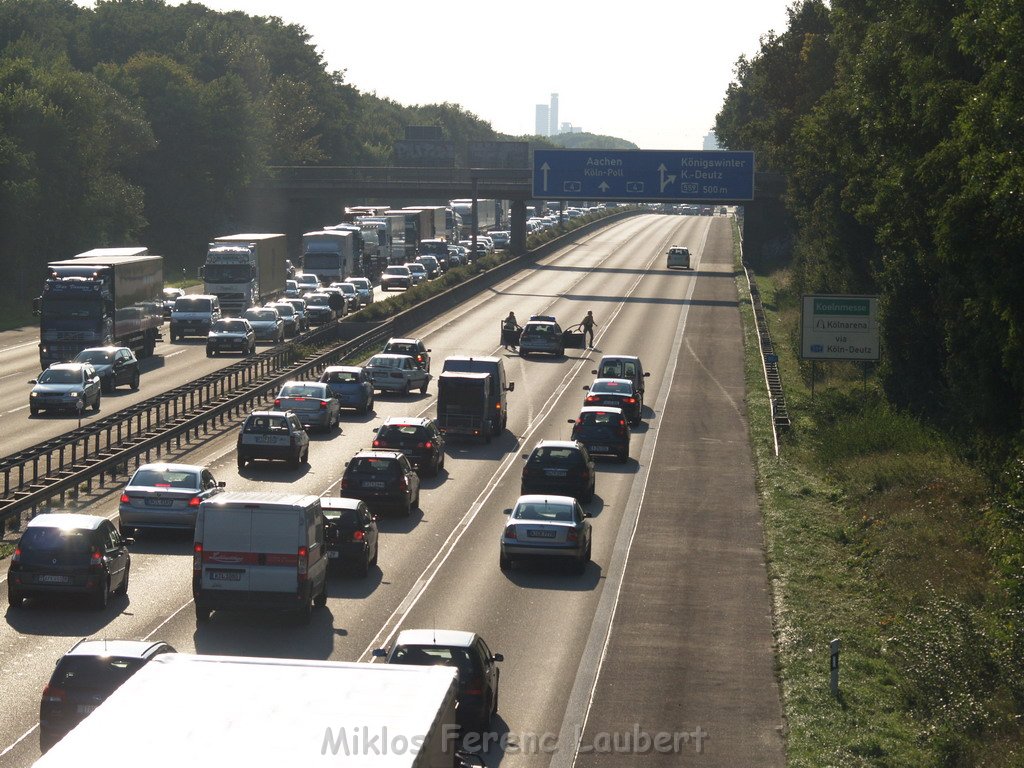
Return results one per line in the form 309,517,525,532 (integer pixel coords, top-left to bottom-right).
86,0,796,150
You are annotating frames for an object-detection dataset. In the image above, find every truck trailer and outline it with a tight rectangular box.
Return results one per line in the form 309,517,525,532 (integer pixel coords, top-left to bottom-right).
32,654,465,768
34,250,163,369
436,371,494,443
202,233,287,315
300,229,357,284
403,206,447,243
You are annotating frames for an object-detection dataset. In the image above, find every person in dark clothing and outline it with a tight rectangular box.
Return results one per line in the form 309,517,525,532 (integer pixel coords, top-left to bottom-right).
502,311,521,351
581,310,596,348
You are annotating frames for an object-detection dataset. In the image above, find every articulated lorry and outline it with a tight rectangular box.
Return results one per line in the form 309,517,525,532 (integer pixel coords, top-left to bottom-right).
359,215,406,264
300,229,357,284
403,206,448,244
201,233,287,315
34,249,163,369
33,654,465,768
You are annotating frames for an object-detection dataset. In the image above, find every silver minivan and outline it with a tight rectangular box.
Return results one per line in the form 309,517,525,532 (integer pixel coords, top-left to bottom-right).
666,245,691,270
192,492,329,626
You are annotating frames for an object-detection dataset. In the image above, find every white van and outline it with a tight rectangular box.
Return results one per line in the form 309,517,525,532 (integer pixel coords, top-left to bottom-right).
192,492,328,626
666,245,691,270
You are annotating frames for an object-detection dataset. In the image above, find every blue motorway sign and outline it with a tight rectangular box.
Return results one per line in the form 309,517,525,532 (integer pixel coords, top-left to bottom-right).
532,149,755,202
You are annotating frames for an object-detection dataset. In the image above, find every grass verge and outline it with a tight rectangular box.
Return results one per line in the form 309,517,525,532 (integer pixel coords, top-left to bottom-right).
734,223,1024,766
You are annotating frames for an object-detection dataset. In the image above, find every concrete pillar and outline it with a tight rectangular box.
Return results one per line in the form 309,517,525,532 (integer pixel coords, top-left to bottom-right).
510,200,527,255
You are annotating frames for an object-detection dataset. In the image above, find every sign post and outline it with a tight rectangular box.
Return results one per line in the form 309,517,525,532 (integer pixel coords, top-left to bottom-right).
830,638,841,696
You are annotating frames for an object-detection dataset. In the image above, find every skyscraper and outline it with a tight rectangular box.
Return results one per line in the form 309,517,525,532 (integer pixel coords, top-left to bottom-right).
549,93,559,136
703,131,720,150
535,104,550,137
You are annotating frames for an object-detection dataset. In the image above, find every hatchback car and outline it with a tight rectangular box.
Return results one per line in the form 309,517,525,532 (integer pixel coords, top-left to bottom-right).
519,319,565,357
499,494,592,574
294,272,321,293
583,377,643,426
319,365,374,414
39,639,176,752
329,281,361,312
118,463,225,536
340,450,420,516
161,287,185,318
405,262,428,285
381,265,412,291
29,363,102,416
667,245,691,269
365,353,431,395
264,301,301,336
520,440,596,502
282,297,310,330
321,497,379,576
374,629,503,732
236,410,310,470
347,276,375,306
382,337,431,372
303,292,336,325
273,380,341,432
569,406,630,463
244,307,285,343
72,346,140,392
8,513,131,609
318,286,350,317
415,255,440,279
373,417,446,477
206,318,255,356
592,355,649,406
284,279,301,299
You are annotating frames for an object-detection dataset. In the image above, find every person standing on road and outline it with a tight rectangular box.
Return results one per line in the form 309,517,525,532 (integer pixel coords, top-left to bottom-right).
581,310,596,348
502,311,521,351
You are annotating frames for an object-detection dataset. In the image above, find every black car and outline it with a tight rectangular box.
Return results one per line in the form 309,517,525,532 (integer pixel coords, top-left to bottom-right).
569,406,631,463
372,417,446,477
520,440,596,502
321,497,379,576
583,377,643,426
340,450,420,516
303,292,337,325
72,346,140,392
206,318,256,357
39,639,175,751
8,513,131,609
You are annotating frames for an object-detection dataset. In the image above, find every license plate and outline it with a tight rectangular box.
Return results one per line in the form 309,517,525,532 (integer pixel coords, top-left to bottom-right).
208,570,242,581
251,435,286,445
528,529,557,538
590,446,609,452
544,469,568,477
327,551,339,559
145,498,174,507
75,704,97,715
363,481,385,489
38,574,71,584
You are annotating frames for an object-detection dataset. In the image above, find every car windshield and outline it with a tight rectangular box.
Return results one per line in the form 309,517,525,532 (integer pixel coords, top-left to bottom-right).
296,276,318,286
51,656,146,692
211,320,247,332
599,361,637,379
129,469,199,489
38,369,81,384
513,502,575,522
334,284,355,294
269,304,294,316
174,298,211,312
286,300,305,311
350,279,370,289
323,370,359,383
324,508,361,526
162,289,182,299
524,324,557,336
384,343,418,356
73,350,113,365
244,310,277,322
591,380,632,394
377,425,428,446
579,412,621,427
20,526,92,552
243,415,289,434
279,384,325,398
384,267,409,276
306,295,329,306
368,356,402,369
529,447,584,466
348,457,400,475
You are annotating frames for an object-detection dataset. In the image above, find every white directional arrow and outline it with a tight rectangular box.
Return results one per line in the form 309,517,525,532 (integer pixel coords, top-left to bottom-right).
658,164,677,193
541,162,550,192
598,181,610,192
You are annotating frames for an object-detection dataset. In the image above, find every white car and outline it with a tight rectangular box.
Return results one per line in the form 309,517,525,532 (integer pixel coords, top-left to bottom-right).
364,353,431,395
666,245,691,269
294,273,321,294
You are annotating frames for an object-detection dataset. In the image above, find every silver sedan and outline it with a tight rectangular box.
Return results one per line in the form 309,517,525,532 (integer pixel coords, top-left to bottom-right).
499,494,592,574
274,380,341,432
118,463,225,536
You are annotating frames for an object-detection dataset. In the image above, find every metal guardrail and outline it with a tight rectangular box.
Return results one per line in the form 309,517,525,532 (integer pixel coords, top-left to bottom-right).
0,208,642,535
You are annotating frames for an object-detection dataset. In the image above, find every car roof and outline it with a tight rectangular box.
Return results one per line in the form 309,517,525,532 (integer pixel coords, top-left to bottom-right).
351,450,405,460
579,406,624,416
382,416,430,427
598,355,641,364
533,440,582,450
370,353,414,362
46,363,87,372
77,346,127,354
318,497,364,512
394,629,477,649
385,338,421,345
133,463,204,474
323,365,363,374
65,639,170,659
26,513,105,531
246,410,296,419
516,494,577,507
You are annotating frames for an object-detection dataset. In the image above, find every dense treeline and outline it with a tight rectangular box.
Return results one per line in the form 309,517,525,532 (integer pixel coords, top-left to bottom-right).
0,0,527,297
715,0,1024,449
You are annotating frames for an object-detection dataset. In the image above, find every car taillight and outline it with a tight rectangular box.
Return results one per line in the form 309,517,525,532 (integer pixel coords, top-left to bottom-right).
12,546,21,564
625,397,637,404
188,495,201,508
417,355,424,362
398,478,408,491
274,398,281,407
423,441,432,449
341,478,350,490
505,526,517,539
193,543,203,571
585,396,599,403
495,402,501,410
372,439,381,447
352,530,365,542
41,686,66,705
319,400,327,409
297,546,309,580
465,676,484,695
120,493,130,504
567,529,579,542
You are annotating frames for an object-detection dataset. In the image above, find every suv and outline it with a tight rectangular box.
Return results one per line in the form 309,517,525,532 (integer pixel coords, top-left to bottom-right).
382,337,431,372
320,365,374,414
236,410,310,470
206,318,255,357
29,363,102,416
72,346,140,393
374,629,502,732
569,406,630,463
520,440,596,502
265,301,301,336
340,450,420,516
440,356,514,435
170,294,221,341
39,639,175,751
415,255,440,279
8,513,131,609
373,417,446,477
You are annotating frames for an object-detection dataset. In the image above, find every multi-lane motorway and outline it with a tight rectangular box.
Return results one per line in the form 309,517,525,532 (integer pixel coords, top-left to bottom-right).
0,215,784,767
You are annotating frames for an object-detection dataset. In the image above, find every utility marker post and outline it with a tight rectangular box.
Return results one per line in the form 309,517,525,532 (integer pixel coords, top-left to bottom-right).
830,638,841,696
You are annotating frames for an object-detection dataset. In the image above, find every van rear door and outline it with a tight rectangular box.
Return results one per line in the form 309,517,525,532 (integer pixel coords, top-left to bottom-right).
200,506,253,592
250,510,302,593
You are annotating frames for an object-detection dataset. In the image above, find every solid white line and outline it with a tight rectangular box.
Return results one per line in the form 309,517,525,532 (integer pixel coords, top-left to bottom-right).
0,722,38,760
0,340,40,353
163,350,186,359
551,220,711,768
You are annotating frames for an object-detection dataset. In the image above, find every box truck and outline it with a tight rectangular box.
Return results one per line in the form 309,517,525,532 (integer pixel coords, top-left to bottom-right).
300,230,356,284
202,233,287,315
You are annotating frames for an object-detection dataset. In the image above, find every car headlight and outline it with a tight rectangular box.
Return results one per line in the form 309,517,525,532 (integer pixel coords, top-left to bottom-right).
68,390,81,397
30,391,38,398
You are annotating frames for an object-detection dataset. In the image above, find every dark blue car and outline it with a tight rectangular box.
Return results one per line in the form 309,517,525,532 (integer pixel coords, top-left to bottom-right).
319,365,374,415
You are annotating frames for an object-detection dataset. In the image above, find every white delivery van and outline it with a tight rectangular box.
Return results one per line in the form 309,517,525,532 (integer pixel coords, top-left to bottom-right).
192,492,328,625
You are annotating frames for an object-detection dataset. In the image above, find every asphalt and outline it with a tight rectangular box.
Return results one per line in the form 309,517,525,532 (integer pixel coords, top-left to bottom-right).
573,221,786,766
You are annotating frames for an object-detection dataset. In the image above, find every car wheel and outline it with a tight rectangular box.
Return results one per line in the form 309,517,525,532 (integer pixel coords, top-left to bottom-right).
370,542,379,568
237,455,247,471
7,584,24,608
499,551,512,571
302,447,309,465
419,381,428,394
130,371,140,390
195,605,211,625
92,393,101,412
207,349,215,357
313,579,328,607
617,449,629,464
92,577,109,610
296,594,313,625
401,380,411,396
289,450,301,470
356,551,370,578
115,563,130,596
121,524,135,538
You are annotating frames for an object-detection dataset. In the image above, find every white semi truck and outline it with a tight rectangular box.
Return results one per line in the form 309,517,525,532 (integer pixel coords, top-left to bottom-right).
33,654,471,768
201,233,287,315
301,229,356,284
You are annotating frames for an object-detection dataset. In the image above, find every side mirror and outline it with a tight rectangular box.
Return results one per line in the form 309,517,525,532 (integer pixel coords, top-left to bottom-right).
591,369,598,375
582,385,589,390
521,453,529,460
372,427,379,433
567,419,575,424
502,508,512,515
582,512,591,518
507,382,515,392
217,481,227,488
371,648,388,659
492,653,504,662
427,348,432,353
644,372,650,377
122,537,135,546
29,379,37,385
